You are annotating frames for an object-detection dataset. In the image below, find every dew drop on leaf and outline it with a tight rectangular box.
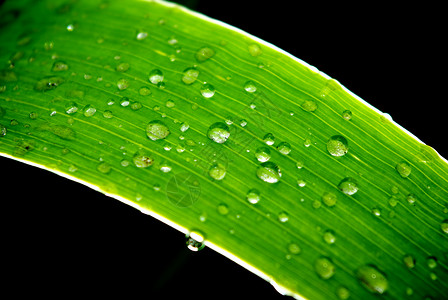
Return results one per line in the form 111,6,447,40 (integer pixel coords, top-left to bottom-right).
116,62,130,72
277,141,291,155
200,83,215,98
396,161,412,178
244,81,257,93
338,177,358,195
288,243,301,254
441,219,448,234
255,146,271,162
263,133,275,145
257,162,282,183
146,120,170,141
314,257,335,280
209,163,226,180
278,211,289,223
148,69,164,85
427,256,437,269
297,179,306,188
403,254,416,269
120,97,130,107
327,135,349,157
371,207,381,217
132,150,153,168
195,47,215,62
356,265,388,294
139,86,151,96
136,31,148,40
342,110,352,120
35,76,65,91
103,110,113,118
301,100,317,112
180,122,189,132
117,78,129,90
207,122,230,144
406,193,417,205
322,192,337,207
186,231,205,252
65,101,78,114
52,61,68,72
0,124,7,137
97,162,111,174
217,203,229,215
246,188,260,204
323,230,336,244
83,104,96,117
182,67,199,84
248,44,262,57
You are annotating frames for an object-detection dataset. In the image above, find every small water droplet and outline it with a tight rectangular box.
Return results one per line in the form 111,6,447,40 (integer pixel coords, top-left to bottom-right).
338,177,358,195
263,133,275,145
65,101,78,114
182,67,199,84
97,162,111,174
406,193,417,205
396,161,411,178
116,62,130,72
149,69,163,85
239,119,247,127
66,24,74,31
52,61,68,72
278,211,289,223
29,112,38,120
217,203,229,215
255,146,271,162
160,164,172,173
34,76,65,91
403,254,416,269
117,78,129,90
257,162,282,183
356,265,388,294
186,231,205,252
336,286,350,300
327,135,349,157
0,124,7,137
405,287,413,296
427,256,437,269
200,83,215,98
297,179,306,188
195,47,215,62
323,230,336,244
342,110,352,120
136,31,148,40
103,110,113,118
209,163,226,180
315,257,335,280
372,207,381,217
288,243,301,254
388,197,398,207
130,101,142,111
146,120,170,141
244,81,257,93
132,150,154,168
246,189,260,204
139,86,151,96
296,161,304,169
322,192,337,207
248,44,262,57
301,100,317,112
120,97,130,107
180,122,190,132
83,104,96,117
165,100,175,108
441,219,448,234
207,122,230,144
277,142,291,155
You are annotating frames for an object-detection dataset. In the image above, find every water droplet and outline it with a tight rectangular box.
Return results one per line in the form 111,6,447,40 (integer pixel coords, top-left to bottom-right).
97,162,111,174
120,97,130,107
396,161,411,178
116,62,130,72
66,24,74,31
429,272,437,281
200,83,215,98
342,110,352,120
427,256,437,269
338,177,358,195
130,101,142,111
186,231,205,252
356,265,388,294
117,78,129,90
209,163,226,180
296,161,304,169
103,110,113,118
136,31,148,40
406,193,417,205
139,86,151,96
257,162,282,183
34,76,65,91
278,211,289,223
248,44,262,57
255,146,271,162
83,104,96,117
149,69,163,85
217,203,229,215
0,124,7,137
441,219,448,234
323,230,336,244
327,135,349,157
52,61,68,72
207,122,230,144
120,159,130,167
297,179,306,188
405,287,413,296
65,101,78,114
288,243,301,254
160,164,172,173
263,133,275,145
336,286,350,300
146,120,170,141
322,192,337,207
372,207,381,217
314,257,335,280
132,150,154,168
165,100,175,108
182,67,199,84
403,254,416,268
195,47,215,62
29,112,38,120
277,142,291,155
312,200,322,209
301,100,317,112
246,189,260,204
388,197,398,207
244,81,257,93
180,122,190,132
239,119,247,127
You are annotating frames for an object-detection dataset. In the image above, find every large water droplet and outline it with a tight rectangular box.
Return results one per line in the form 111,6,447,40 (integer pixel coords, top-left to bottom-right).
146,120,170,141
327,135,349,157
338,177,358,195
356,265,388,294
255,146,271,162
186,231,205,252
200,83,215,98
132,150,154,168
277,142,291,155
314,257,335,280
182,67,199,85
257,162,282,183
207,122,230,144
209,163,226,180
83,104,96,117
246,189,260,204
149,69,164,85
396,161,411,178
195,47,215,62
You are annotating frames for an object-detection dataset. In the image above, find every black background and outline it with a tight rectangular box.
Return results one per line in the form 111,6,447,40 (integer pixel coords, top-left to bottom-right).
1,1,445,299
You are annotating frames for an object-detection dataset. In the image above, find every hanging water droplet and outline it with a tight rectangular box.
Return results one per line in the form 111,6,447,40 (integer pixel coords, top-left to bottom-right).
209,163,226,180
263,133,275,145
314,257,335,280
246,188,260,204
146,120,170,141
323,230,336,244
65,101,78,114
195,47,215,62
278,211,289,223
132,150,153,168
356,265,388,294
396,161,411,178
441,219,448,234
257,162,282,183
244,81,257,93
277,142,291,155
52,61,69,72
301,100,317,112
327,135,349,157
322,192,337,207
338,177,358,195
200,83,215,98
186,231,205,252
342,110,352,120
255,146,271,162
403,254,416,269
182,67,199,85
207,122,230,144
117,78,129,90
148,69,164,85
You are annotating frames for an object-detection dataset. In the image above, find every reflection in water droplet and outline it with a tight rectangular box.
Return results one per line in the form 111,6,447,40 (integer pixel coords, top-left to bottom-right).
244,81,257,93
83,104,96,117
372,207,381,217
209,163,226,180
277,142,291,155
200,83,215,98
257,162,282,183
146,120,170,141
149,69,164,85
132,150,153,168
323,230,336,244
315,257,335,280
338,177,358,195
301,100,317,112
182,67,199,85
195,47,215,62
263,133,275,145
65,101,78,114
327,135,349,157
117,78,129,90
396,161,411,178
186,231,205,252
255,146,271,162
246,189,260,204
207,122,230,144
406,193,417,205
136,32,148,40
278,211,289,223
356,265,388,294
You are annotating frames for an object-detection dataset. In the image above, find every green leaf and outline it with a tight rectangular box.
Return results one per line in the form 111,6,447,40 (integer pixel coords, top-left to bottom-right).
1,1,447,299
